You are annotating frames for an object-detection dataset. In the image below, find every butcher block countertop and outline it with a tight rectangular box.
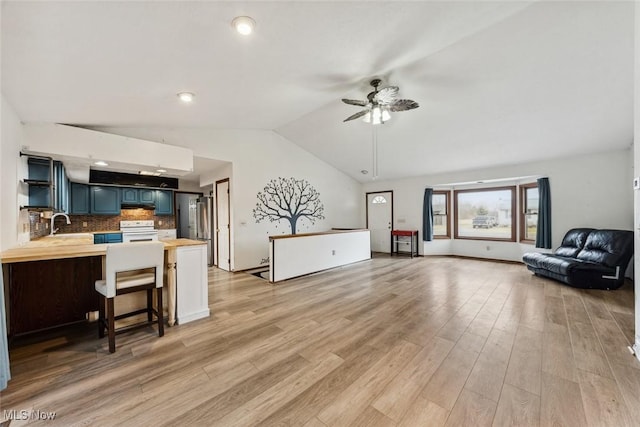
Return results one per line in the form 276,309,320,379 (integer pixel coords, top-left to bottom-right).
160,239,206,248
0,237,205,264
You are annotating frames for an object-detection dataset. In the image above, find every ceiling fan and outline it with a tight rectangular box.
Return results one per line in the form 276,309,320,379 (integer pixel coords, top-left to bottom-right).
342,79,419,124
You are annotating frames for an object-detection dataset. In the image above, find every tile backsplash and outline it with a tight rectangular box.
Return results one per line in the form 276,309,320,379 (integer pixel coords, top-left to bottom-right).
32,208,175,236
29,211,49,240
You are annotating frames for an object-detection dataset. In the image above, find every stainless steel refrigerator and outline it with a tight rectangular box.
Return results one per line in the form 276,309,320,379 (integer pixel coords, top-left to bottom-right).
196,196,214,266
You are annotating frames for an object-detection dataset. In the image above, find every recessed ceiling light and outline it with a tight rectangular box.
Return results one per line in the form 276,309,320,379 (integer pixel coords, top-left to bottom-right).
232,16,256,35
156,169,167,173
139,171,162,176
177,92,194,103
94,161,108,167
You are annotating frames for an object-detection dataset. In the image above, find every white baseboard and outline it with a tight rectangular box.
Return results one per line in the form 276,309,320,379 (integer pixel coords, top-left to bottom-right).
177,309,210,325
633,342,640,363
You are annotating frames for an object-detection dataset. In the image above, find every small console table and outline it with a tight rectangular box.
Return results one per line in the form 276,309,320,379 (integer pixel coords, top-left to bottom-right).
391,230,419,258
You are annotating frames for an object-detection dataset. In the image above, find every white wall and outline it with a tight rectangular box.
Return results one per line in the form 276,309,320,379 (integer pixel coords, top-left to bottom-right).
177,181,204,193
0,95,29,251
633,0,640,359
363,148,633,262
92,127,364,270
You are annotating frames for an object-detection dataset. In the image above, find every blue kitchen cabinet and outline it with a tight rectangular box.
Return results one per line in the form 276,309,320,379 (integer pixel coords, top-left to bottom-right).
28,186,51,209
121,187,156,205
155,190,173,215
121,188,139,203
90,186,121,215
70,183,90,214
105,233,123,243
27,158,51,182
140,189,156,204
22,156,71,212
24,157,53,209
94,232,122,244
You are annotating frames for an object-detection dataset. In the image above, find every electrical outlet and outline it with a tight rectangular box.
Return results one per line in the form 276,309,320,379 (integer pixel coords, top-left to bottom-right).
159,220,163,226
83,222,88,228
332,250,336,255
486,245,490,251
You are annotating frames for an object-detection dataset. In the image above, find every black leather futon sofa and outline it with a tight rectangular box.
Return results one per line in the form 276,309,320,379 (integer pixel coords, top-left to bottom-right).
522,228,633,290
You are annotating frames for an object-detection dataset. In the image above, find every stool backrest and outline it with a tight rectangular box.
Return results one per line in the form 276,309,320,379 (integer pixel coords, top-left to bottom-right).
105,242,165,296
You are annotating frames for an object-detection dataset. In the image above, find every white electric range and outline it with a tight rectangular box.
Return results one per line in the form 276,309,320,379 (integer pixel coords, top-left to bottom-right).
120,220,159,242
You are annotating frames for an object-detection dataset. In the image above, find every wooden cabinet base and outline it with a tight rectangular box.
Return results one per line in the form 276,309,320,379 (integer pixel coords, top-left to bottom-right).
5,257,102,336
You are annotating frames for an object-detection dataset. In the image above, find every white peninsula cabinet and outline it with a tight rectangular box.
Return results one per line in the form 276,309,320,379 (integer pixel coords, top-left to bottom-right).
164,239,210,325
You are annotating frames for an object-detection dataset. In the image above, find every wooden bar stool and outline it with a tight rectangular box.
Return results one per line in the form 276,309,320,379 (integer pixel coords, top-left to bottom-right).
95,241,165,353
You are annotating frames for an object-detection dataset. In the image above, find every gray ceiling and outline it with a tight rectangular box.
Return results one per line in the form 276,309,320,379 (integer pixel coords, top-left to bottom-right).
2,1,633,182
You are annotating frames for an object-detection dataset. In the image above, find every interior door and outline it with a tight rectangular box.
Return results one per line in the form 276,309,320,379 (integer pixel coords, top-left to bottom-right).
216,179,231,271
367,191,393,253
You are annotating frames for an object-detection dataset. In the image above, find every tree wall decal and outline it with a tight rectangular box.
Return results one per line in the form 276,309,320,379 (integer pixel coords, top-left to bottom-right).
253,177,325,234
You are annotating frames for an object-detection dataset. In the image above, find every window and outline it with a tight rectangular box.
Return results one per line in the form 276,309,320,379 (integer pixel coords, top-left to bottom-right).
520,183,538,242
454,186,516,241
371,195,387,204
432,191,450,238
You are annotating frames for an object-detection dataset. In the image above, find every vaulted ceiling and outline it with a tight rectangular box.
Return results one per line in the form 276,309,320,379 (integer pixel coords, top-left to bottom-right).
2,1,633,182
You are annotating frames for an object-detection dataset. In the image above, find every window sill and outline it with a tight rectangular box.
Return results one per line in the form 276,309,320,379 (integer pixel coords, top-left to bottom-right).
453,236,516,243
433,235,451,240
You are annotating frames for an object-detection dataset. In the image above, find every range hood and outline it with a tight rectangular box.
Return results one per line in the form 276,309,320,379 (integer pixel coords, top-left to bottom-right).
121,202,156,210
90,170,179,189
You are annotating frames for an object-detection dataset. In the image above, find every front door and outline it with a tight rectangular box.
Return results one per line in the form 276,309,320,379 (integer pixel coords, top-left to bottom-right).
366,191,393,253
216,179,231,271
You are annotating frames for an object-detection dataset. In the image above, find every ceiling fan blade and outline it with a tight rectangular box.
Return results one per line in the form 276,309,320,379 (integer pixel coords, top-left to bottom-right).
374,86,399,104
388,99,419,112
341,98,368,107
343,109,369,122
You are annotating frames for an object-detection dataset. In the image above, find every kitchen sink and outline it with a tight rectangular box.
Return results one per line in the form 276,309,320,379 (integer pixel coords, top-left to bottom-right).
45,233,94,239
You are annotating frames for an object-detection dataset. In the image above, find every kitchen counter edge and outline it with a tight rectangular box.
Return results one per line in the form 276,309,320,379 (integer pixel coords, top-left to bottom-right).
1,239,205,264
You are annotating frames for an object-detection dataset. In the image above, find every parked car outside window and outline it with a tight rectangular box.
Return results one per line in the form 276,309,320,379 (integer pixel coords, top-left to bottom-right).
472,216,495,228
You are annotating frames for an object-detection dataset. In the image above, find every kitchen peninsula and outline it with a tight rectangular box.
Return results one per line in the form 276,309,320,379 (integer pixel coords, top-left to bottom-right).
1,235,209,337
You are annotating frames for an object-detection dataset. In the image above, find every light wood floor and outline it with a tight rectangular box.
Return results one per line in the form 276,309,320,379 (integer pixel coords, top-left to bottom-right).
1,255,639,426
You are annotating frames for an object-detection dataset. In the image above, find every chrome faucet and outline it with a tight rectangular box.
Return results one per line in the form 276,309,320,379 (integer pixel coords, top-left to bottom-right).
50,213,71,236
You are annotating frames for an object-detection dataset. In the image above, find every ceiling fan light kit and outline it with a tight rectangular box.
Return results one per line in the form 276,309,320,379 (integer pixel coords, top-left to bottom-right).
362,106,391,125
342,78,418,125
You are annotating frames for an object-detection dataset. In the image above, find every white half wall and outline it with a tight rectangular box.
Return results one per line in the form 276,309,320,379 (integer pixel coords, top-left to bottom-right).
363,148,633,262
270,230,371,282
92,127,364,270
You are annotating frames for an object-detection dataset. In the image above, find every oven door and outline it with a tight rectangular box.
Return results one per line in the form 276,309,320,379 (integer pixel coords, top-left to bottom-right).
122,232,159,243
